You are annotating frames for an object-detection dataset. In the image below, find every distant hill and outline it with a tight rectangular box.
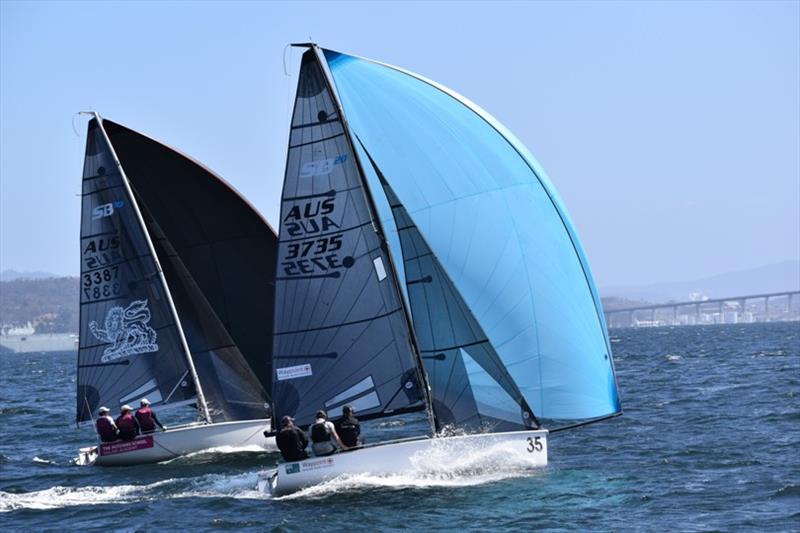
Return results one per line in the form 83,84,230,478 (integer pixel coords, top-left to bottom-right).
0,269,60,282
602,260,800,303
0,277,79,333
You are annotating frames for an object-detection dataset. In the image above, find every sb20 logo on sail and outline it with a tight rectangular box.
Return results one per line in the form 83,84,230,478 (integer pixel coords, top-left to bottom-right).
298,155,347,178
92,200,125,220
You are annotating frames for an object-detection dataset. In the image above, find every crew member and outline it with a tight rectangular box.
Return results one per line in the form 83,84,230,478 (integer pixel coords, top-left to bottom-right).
334,405,361,449
115,405,140,441
275,415,309,462
309,410,348,457
135,398,166,433
96,406,118,443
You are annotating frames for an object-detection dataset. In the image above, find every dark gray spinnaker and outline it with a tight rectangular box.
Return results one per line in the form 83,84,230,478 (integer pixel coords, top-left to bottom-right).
145,211,269,422
103,120,278,394
271,49,428,428
360,147,538,431
77,118,201,423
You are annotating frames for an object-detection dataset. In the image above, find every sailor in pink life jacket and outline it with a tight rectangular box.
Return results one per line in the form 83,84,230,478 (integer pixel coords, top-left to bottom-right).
135,398,166,433
115,405,141,441
95,406,119,443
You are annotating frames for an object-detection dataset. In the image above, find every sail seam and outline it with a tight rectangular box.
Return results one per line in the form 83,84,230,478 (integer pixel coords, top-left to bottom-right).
274,307,403,336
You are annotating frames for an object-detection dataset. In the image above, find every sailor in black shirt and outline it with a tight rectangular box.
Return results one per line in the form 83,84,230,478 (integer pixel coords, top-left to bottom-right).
275,415,309,462
334,405,361,448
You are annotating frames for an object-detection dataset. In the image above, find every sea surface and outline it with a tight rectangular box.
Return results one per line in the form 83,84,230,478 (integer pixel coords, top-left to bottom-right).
1,322,798,531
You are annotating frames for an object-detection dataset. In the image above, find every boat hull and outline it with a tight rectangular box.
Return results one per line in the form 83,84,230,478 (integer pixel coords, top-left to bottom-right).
77,418,275,466
261,429,548,497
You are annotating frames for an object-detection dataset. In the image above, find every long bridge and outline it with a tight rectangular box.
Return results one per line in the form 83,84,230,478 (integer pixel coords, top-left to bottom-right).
604,290,800,329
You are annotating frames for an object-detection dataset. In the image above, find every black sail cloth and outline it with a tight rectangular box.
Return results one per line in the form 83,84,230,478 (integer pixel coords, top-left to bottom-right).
104,120,278,395
77,118,276,424
271,51,426,428
77,119,195,422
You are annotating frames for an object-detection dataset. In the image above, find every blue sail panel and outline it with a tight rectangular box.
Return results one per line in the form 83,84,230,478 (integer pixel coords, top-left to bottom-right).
324,50,621,421
367,158,535,431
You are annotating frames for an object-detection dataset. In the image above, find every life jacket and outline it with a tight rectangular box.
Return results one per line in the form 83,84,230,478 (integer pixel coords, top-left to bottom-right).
310,420,331,443
96,416,117,442
336,416,360,447
116,413,139,440
135,406,156,432
276,426,308,462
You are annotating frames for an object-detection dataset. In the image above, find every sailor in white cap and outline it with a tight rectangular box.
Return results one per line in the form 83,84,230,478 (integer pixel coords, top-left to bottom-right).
115,405,141,441
95,406,118,442
135,398,167,433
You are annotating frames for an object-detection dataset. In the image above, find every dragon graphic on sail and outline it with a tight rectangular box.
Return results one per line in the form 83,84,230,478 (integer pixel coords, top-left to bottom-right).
90,299,159,362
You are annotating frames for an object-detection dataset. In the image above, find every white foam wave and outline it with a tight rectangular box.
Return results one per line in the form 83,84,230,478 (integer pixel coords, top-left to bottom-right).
0,472,269,512
163,444,271,463
32,456,56,465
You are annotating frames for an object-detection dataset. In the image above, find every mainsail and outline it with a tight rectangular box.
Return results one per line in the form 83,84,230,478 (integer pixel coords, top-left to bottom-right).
271,49,427,428
77,118,197,422
363,148,537,432
323,50,621,422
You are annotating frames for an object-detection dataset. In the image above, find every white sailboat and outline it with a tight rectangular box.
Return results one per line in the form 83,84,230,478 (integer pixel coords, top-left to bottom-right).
75,114,278,466
259,44,621,496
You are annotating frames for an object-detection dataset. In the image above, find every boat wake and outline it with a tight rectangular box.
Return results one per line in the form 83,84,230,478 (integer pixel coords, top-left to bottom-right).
0,472,268,512
163,444,273,464
277,438,546,500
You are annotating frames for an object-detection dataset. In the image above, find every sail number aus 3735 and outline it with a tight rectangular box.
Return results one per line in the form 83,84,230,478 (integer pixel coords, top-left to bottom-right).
526,436,543,453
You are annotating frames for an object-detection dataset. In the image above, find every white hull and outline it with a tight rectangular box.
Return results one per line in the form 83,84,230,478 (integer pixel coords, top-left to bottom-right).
77,418,275,466
260,429,548,497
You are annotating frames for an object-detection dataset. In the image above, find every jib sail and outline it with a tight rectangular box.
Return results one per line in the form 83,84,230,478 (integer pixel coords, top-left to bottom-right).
271,49,427,428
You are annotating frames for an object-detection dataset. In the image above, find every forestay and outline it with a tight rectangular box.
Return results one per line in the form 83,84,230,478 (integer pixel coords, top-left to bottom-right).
324,50,621,421
272,50,426,428
77,119,196,423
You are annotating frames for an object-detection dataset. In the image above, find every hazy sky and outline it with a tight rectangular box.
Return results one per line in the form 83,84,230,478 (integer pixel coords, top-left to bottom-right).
1,1,798,288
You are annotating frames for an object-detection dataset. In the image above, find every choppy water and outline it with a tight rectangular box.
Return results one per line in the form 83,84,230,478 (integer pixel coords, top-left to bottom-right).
1,323,798,531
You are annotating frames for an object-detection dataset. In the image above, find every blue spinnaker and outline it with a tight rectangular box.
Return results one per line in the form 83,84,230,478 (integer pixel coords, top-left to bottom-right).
324,50,621,421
